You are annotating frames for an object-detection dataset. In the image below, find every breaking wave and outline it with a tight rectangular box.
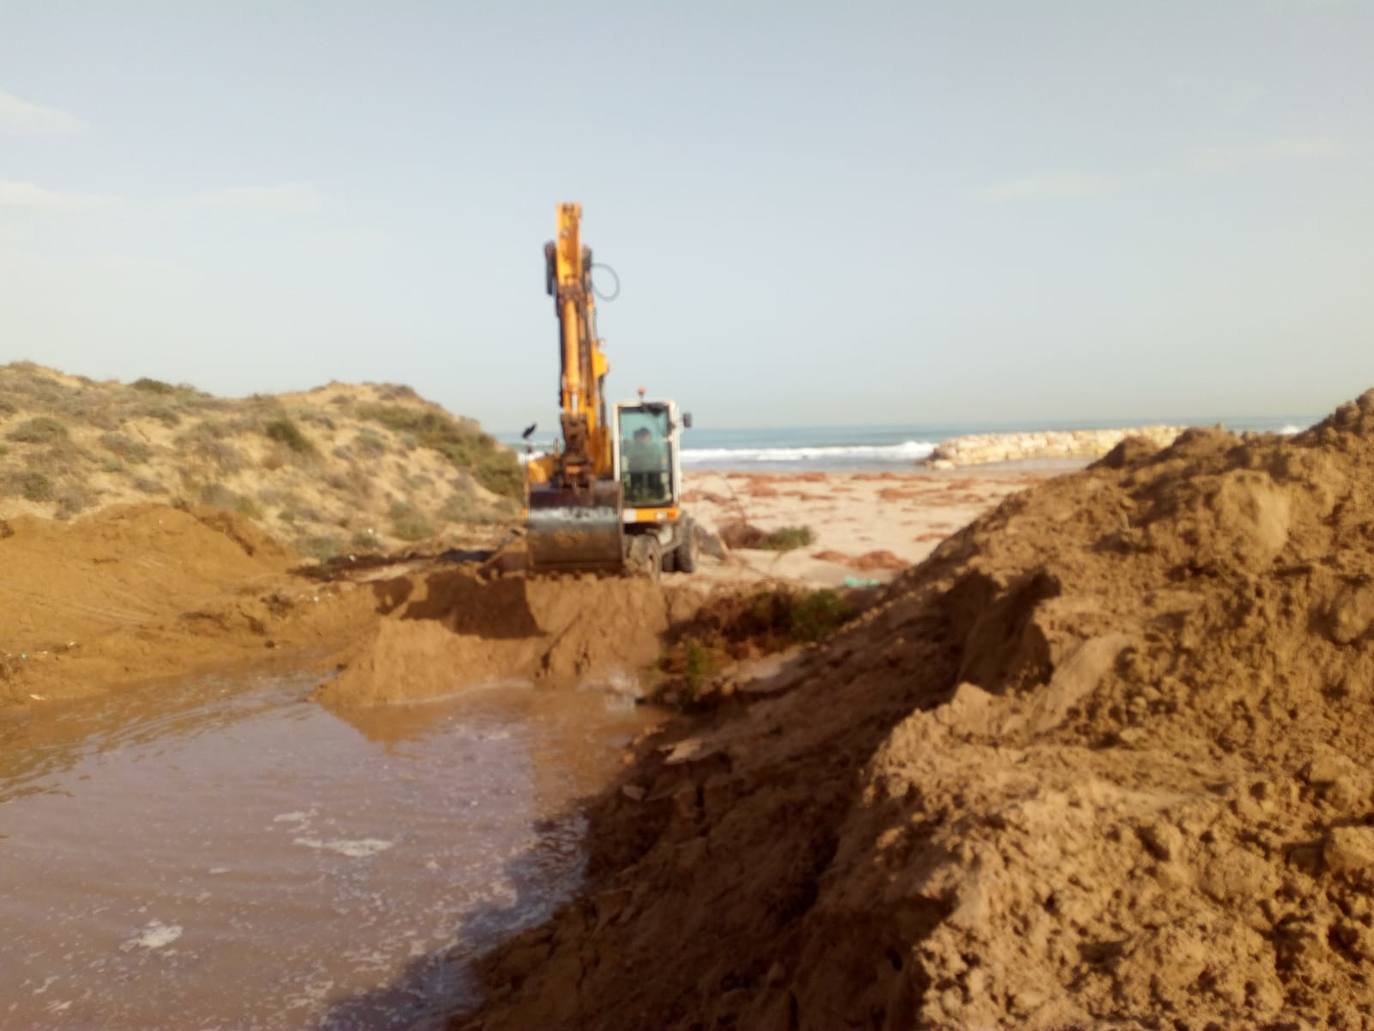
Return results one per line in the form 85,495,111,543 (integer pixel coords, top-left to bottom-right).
681,440,937,465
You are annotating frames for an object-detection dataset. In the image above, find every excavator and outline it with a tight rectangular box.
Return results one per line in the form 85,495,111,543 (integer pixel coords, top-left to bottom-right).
524,202,697,579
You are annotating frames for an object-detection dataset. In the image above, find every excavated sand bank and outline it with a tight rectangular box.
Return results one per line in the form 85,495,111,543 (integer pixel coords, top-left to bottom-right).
316,573,710,707
457,390,1374,1029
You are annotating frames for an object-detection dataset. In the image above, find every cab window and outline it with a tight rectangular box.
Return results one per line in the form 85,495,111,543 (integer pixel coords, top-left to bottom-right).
620,406,672,505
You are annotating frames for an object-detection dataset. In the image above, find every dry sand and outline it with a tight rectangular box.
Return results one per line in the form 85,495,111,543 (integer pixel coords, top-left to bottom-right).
686,467,1062,586
456,392,1374,1029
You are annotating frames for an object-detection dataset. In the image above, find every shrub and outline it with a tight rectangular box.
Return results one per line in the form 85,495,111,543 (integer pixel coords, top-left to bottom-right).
0,398,16,417
133,476,167,495
199,483,242,510
786,589,851,642
353,430,387,456
263,417,315,456
11,471,55,502
682,640,715,692
296,534,344,561
234,495,263,520
135,404,182,427
131,377,176,394
99,431,152,464
349,528,379,551
55,484,93,519
6,416,67,444
389,501,434,541
761,525,815,552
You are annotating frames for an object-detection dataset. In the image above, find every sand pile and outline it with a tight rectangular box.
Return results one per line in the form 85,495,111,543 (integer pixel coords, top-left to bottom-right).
459,389,1374,1028
0,504,362,703
317,572,708,707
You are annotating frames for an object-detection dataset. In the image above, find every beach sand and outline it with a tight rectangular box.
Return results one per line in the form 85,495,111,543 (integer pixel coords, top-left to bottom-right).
683,463,1079,586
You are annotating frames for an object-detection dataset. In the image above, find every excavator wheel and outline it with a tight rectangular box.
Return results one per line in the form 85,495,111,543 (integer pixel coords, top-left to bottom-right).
626,534,662,583
674,518,698,573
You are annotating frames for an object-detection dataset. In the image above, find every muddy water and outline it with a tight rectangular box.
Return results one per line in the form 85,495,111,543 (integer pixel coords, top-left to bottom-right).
0,673,660,1029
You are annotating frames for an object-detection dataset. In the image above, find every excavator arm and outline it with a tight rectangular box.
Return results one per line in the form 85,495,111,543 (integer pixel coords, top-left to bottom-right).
545,203,612,484
525,204,625,572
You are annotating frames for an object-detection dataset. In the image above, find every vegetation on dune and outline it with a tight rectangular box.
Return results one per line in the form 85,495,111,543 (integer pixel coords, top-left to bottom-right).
359,403,522,499
99,432,152,464
131,377,178,395
658,585,855,702
0,363,519,552
6,416,69,445
717,521,817,552
262,416,317,456
389,501,436,542
761,525,815,551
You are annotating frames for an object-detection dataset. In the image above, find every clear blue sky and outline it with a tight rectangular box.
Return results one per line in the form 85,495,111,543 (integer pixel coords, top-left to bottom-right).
3,1,1371,432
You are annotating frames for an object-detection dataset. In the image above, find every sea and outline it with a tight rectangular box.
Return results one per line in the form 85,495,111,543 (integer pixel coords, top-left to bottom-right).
499,414,1317,473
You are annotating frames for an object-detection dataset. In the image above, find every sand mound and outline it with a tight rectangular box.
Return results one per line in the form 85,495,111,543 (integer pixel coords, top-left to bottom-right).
0,503,332,702
460,389,1374,1028
318,572,707,707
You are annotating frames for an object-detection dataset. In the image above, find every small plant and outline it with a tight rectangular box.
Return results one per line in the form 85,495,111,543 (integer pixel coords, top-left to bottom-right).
131,377,176,394
0,398,16,417
683,639,715,692
263,417,316,455
56,484,93,519
786,588,850,642
13,471,55,502
99,431,153,464
6,416,68,445
389,501,434,541
234,495,264,520
349,528,380,551
296,534,344,561
353,430,387,456
133,476,167,495
199,483,242,510
135,403,182,427
761,525,815,552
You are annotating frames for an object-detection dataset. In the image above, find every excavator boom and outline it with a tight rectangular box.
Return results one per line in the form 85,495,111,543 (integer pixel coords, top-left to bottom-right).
526,203,625,571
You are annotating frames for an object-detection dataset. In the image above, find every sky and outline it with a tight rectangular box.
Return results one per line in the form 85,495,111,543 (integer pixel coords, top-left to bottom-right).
2,1,1372,433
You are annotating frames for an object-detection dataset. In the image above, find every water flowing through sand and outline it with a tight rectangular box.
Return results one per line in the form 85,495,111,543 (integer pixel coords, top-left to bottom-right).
0,672,658,1029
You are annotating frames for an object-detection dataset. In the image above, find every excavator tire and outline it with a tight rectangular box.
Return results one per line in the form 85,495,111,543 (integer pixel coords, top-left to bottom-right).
674,518,698,573
626,535,662,583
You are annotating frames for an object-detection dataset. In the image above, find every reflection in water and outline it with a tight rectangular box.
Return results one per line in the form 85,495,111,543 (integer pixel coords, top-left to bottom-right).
0,673,659,1029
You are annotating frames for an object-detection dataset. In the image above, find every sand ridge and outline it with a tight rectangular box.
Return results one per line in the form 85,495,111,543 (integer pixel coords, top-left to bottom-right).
458,389,1374,1028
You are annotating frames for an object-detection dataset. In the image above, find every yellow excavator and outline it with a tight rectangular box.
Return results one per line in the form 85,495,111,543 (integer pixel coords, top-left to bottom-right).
524,202,696,578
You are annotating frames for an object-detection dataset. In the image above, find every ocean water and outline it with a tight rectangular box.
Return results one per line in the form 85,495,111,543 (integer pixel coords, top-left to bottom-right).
501,415,1317,473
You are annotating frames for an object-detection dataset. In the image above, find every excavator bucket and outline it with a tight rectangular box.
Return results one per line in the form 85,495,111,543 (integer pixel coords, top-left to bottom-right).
526,481,625,573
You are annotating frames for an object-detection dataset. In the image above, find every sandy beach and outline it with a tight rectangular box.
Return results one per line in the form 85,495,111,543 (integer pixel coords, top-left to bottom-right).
684,465,1075,586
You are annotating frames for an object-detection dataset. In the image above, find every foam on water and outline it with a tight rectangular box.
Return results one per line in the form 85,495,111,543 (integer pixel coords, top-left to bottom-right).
681,440,936,465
